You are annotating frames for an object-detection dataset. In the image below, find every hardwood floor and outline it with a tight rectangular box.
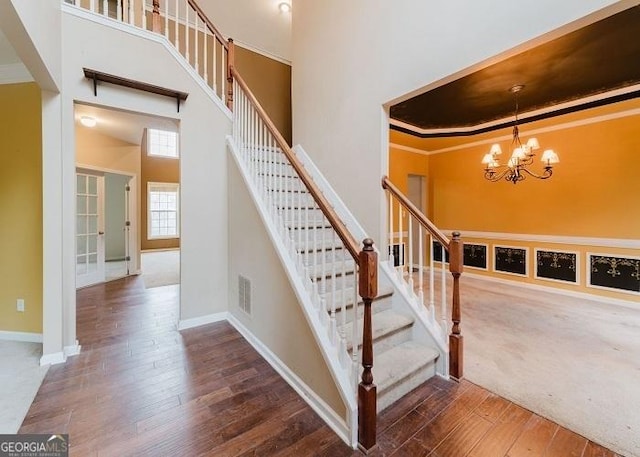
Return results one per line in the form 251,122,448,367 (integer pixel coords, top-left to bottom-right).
20,276,621,456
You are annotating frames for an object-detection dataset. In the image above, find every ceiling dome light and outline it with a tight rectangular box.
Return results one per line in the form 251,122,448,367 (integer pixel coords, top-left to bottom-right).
80,116,97,128
278,2,291,13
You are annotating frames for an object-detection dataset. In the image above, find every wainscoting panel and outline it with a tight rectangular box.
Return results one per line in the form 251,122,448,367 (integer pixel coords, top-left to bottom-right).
588,253,640,294
535,249,578,284
494,246,528,276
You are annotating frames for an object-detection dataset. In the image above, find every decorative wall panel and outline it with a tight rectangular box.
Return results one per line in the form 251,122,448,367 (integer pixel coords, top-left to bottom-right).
494,246,527,276
464,243,488,269
589,254,640,293
535,249,578,283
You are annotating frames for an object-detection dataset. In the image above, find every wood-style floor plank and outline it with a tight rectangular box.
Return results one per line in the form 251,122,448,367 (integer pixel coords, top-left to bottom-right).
18,276,622,457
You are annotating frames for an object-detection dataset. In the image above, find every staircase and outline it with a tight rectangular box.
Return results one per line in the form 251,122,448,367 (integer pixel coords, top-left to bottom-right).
66,0,464,450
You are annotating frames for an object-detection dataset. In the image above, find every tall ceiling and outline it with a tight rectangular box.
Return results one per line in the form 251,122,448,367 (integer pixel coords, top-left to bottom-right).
390,4,640,137
198,0,292,63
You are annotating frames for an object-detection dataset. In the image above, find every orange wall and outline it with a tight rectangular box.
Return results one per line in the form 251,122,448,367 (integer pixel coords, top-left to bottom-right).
141,130,180,250
389,108,640,302
427,113,640,239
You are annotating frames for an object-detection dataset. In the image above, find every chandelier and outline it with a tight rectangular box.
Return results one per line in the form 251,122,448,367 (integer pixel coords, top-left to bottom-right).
482,85,559,184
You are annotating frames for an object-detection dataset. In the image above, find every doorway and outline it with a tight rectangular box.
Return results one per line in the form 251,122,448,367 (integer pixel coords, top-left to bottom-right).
104,172,132,281
75,171,105,288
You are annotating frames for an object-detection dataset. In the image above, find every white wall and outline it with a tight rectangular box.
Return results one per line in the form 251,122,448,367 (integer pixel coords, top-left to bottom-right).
58,8,232,348
0,0,61,91
198,0,291,63
227,157,346,422
291,0,626,246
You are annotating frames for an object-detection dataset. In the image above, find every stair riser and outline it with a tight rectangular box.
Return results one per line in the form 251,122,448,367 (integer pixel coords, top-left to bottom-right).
263,176,306,191
309,271,356,293
290,227,341,243
284,209,328,226
273,193,316,207
259,163,297,177
377,360,437,413
347,322,413,357
301,248,350,267
332,295,394,324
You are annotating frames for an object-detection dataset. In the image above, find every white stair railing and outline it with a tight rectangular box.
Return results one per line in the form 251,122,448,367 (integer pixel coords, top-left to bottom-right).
232,75,364,390
382,177,463,348
67,0,229,105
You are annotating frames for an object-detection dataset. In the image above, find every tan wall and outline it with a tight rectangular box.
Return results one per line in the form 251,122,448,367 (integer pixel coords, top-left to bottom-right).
228,157,346,421
0,83,43,334
235,45,292,145
141,129,180,251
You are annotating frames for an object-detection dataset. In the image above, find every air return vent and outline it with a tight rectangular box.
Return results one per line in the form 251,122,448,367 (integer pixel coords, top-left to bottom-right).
238,275,252,315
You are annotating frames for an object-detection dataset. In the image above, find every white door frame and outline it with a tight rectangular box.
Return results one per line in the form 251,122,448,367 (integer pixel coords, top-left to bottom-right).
76,163,140,279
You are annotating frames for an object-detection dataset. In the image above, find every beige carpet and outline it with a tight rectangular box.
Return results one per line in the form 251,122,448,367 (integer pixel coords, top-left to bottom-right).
141,249,180,288
0,341,49,433
445,275,640,457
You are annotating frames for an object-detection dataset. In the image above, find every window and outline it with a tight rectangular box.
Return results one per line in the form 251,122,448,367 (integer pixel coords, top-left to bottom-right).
147,128,179,158
148,183,179,239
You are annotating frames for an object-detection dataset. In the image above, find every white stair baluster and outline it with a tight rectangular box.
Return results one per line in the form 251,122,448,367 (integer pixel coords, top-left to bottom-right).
351,274,359,389
397,202,403,281
203,29,208,86
174,0,179,52
194,13,199,73
330,232,337,345
102,0,108,16
429,233,435,312
128,0,134,25
441,244,447,336
340,245,348,366
213,38,218,93
142,0,147,29
418,225,425,311
388,195,394,266
164,0,169,38
185,3,189,62
408,217,414,296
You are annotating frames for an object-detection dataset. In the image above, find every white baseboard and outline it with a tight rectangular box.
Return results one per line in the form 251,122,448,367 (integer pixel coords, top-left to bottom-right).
0,331,43,343
463,271,640,309
177,312,229,331
40,352,66,366
64,340,81,357
227,314,351,447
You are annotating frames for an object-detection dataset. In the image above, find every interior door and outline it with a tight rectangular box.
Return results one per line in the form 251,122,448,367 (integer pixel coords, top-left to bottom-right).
76,171,105,288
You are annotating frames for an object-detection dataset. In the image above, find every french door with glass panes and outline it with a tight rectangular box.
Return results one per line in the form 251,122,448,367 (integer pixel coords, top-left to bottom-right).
76,171,105,288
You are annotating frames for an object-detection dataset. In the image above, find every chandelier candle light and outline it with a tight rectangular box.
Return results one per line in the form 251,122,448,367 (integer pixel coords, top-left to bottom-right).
482,85,559,184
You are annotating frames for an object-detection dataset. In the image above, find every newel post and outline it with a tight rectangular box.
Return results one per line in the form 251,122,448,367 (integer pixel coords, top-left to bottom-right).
358,238,378,451
151,0,161,33
226,38,235,110
448,232,464,381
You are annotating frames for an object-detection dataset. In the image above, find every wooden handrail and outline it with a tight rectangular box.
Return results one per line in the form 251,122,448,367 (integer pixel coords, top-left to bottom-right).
230,65,361,262
381,176,450,248
186,0,228,48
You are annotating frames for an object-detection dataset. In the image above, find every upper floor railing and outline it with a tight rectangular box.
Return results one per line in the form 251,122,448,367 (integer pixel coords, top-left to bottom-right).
382,176,464,380
67,0,231,105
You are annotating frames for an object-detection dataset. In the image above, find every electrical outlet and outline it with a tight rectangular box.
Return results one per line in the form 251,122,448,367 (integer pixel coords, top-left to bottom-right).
17,299,25,312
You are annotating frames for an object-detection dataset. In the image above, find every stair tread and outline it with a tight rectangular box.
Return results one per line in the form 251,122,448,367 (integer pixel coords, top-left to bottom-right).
342,309,413,350
373,341,439,393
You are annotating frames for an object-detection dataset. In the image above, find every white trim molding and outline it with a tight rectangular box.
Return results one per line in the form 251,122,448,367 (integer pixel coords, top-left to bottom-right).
227,314,351,447
0,63,34,84
464,271,640,310
445,230,640,250
177,312,229,331
64,340,82,357
389,143,430,156
40,352,66,366
0,331,43,343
